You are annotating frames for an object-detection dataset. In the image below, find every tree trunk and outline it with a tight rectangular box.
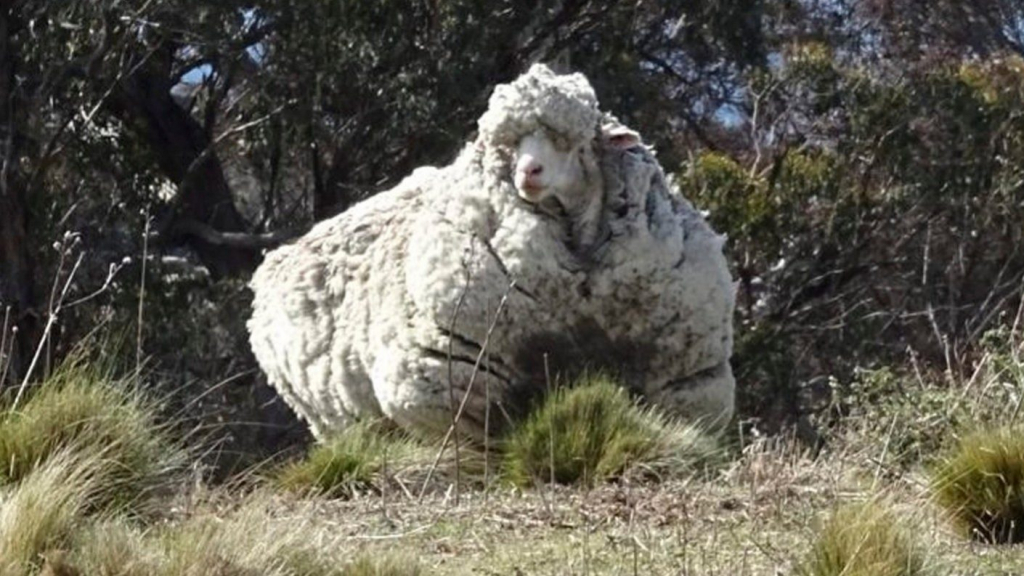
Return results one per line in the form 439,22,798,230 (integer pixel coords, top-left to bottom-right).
111,59,258,278
0,5,38,385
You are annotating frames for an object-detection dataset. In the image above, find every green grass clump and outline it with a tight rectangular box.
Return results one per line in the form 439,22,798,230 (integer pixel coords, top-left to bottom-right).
795,501,927,576
932,426,1024,543
502,372,717,486
273,420,420,498
0,359,183,513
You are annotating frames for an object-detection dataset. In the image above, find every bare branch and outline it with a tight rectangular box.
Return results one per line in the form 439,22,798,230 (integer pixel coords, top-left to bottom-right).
170,219,306,250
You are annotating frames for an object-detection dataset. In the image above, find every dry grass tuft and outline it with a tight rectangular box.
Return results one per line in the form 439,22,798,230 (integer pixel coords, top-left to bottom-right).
0,450,102,576
338,555,424,575
67,519,153,576
795,500,928,576
67,491,424,576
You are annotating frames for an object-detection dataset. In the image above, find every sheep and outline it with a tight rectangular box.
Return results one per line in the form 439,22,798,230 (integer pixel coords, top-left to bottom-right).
247,63,735,441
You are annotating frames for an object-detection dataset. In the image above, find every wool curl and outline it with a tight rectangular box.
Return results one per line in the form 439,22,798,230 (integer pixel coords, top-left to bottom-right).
478,64,602,149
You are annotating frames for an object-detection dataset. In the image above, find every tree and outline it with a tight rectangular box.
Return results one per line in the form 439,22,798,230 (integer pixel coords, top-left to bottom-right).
1,0,769,409
0,3,35,383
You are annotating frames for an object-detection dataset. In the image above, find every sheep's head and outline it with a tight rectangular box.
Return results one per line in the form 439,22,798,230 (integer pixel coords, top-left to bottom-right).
478,64,642,212
477,63,644,256
513,124,641,207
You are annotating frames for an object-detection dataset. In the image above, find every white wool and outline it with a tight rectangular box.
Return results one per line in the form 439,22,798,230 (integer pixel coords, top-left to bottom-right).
248,64,736,440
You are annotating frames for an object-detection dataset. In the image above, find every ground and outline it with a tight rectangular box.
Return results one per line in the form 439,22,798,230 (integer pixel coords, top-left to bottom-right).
196,430,1024,575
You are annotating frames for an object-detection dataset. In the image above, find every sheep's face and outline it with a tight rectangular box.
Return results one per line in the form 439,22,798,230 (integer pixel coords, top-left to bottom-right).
513,126,642,209
513,130,597,206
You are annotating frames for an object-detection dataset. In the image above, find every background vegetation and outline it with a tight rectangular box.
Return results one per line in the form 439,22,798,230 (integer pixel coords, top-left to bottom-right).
2,1,1024,572
5,0,1023,457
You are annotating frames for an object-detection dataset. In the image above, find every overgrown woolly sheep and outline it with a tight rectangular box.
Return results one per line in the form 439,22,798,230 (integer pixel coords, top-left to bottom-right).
248,64,735,440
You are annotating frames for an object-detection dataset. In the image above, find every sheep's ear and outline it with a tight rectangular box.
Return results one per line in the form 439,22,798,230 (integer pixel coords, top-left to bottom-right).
603,126,641,150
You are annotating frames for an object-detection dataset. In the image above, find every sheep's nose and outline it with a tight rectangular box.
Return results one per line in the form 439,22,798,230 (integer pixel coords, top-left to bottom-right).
514,158,546,200
516,156,544,178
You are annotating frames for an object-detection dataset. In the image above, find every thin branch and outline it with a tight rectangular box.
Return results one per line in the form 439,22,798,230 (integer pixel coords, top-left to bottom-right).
12,250,126,411
171,219,306,249
177,104,286,198
418,279,515,501
446,241,475,506
136,207,151,375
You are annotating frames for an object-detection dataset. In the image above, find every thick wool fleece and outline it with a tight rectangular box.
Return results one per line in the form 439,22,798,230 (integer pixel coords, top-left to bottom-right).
248,64,735,440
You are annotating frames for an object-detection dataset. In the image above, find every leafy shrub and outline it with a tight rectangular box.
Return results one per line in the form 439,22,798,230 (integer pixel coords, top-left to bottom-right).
501,372,717,486
839,330,1024,471
932,426,1024,544
838,367,958,469
795,501,927,576
685,44,1024,436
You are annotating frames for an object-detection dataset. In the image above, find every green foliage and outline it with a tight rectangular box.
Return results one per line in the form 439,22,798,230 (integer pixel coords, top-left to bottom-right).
687,148,838,263
687,152,763,238
837,330,1024,471
273,420,419,498
691,36,1024,434
502,372,717,487
932,426,1024,544
978,326,1024,396
839,367,959,469
0,358,183,513
795,501,927,576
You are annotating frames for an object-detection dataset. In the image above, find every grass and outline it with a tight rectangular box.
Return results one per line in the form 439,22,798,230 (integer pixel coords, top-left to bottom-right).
3,331,1024,574
67,519,152,576
932,425,1024,544
0,450,102,576
0,357,184,514
794,500,928,576
148,502,344,575
66,493,425,576
272,419,423,498
338,556,424,576
501,372,718,486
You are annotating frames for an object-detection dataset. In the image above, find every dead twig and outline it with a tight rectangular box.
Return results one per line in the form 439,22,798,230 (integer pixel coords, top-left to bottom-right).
446,242,474,506
418,279,515,501
136,206,151,376
12,248,126,411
